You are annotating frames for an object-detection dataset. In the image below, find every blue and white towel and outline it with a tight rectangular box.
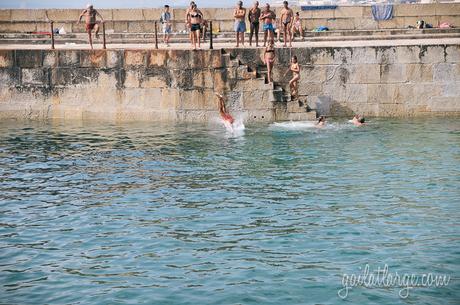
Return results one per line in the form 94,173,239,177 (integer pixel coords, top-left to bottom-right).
301,5,338,11
371,4,394,21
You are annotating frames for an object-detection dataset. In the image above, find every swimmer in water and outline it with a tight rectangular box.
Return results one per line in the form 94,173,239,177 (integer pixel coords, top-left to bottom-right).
316,116,326,127
352,114,366,126
215,93,235,126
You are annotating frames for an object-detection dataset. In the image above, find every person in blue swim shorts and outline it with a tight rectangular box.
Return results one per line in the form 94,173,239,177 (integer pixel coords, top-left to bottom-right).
233,1,247,47
259,3,276,47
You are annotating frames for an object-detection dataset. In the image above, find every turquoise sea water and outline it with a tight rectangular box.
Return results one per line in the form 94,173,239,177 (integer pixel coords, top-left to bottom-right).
0,118,459,305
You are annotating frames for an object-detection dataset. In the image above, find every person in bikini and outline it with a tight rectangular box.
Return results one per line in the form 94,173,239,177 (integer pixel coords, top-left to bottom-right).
286,55,300,99
234,1,247,48
187,4,203,50
248,1,261,47
264,40,276,83
215,93,235,127
185,2,196,45
280,1,293,47
259,3,276,47
291,12,304,41
77,4,104,50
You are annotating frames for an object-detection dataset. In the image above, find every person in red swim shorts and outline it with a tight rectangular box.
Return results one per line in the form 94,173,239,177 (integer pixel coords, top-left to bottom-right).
77,4,104,49
215,93,235,126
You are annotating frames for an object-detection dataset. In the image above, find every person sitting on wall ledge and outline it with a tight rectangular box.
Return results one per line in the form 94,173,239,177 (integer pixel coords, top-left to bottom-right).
291,12,304,41
77,4,104,50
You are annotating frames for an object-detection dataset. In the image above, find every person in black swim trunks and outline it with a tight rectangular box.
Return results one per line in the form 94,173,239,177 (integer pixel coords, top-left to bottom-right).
280,1,293,48
248,1,261,47
187,4,203,50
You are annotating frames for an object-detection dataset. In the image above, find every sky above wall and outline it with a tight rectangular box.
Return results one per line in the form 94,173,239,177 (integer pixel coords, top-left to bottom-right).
0,0,268,8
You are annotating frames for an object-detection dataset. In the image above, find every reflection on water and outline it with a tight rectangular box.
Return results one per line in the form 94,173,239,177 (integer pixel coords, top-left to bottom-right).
0,118,459,305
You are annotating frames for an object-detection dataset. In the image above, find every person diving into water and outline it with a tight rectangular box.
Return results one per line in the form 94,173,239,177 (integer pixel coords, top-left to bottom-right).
215,93,235,129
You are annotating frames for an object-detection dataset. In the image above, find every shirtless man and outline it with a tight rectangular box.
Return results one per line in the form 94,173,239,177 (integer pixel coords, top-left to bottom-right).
280,1,293,47
77,4,104,50
234,1,247,48
259,3,276,47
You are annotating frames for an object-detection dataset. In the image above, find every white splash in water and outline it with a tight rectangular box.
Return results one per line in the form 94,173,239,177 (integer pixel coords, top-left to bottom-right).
210,115,245,137
270,120,358,132
270,120,317,130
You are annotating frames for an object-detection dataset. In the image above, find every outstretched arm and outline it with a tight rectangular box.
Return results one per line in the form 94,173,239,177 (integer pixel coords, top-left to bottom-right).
78,10,86,22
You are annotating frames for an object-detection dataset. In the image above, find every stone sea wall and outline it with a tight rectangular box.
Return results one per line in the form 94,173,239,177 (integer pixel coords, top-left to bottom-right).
0,44,459,122
1,3,459,33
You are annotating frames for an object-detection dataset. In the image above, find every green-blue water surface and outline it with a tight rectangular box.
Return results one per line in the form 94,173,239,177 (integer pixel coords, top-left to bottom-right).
0,118,459,304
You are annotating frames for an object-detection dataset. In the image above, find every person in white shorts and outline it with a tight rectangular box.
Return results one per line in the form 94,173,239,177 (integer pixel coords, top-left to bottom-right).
160,5,172,46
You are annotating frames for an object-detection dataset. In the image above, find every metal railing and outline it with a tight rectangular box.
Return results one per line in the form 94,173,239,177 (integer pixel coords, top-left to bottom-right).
47,20,219,50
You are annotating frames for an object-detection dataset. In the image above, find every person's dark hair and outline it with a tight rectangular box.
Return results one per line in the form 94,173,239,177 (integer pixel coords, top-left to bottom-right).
296,12,299,16
318,116,325,123
283,1,288,5
164,5,169,8
292,55,297,62
358,117,365,124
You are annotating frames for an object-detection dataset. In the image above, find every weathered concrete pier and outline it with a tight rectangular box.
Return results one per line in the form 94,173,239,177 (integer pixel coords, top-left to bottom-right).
0,3,459,122
1,41,459,122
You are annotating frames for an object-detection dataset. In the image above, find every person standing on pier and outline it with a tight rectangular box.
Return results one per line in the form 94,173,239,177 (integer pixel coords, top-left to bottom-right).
248,1,261,47
280,1,293,47
260,3,276,47
234,1,247,48
160,5,172,47
187,4,203,50
77,4,104,50
185,1,196,46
